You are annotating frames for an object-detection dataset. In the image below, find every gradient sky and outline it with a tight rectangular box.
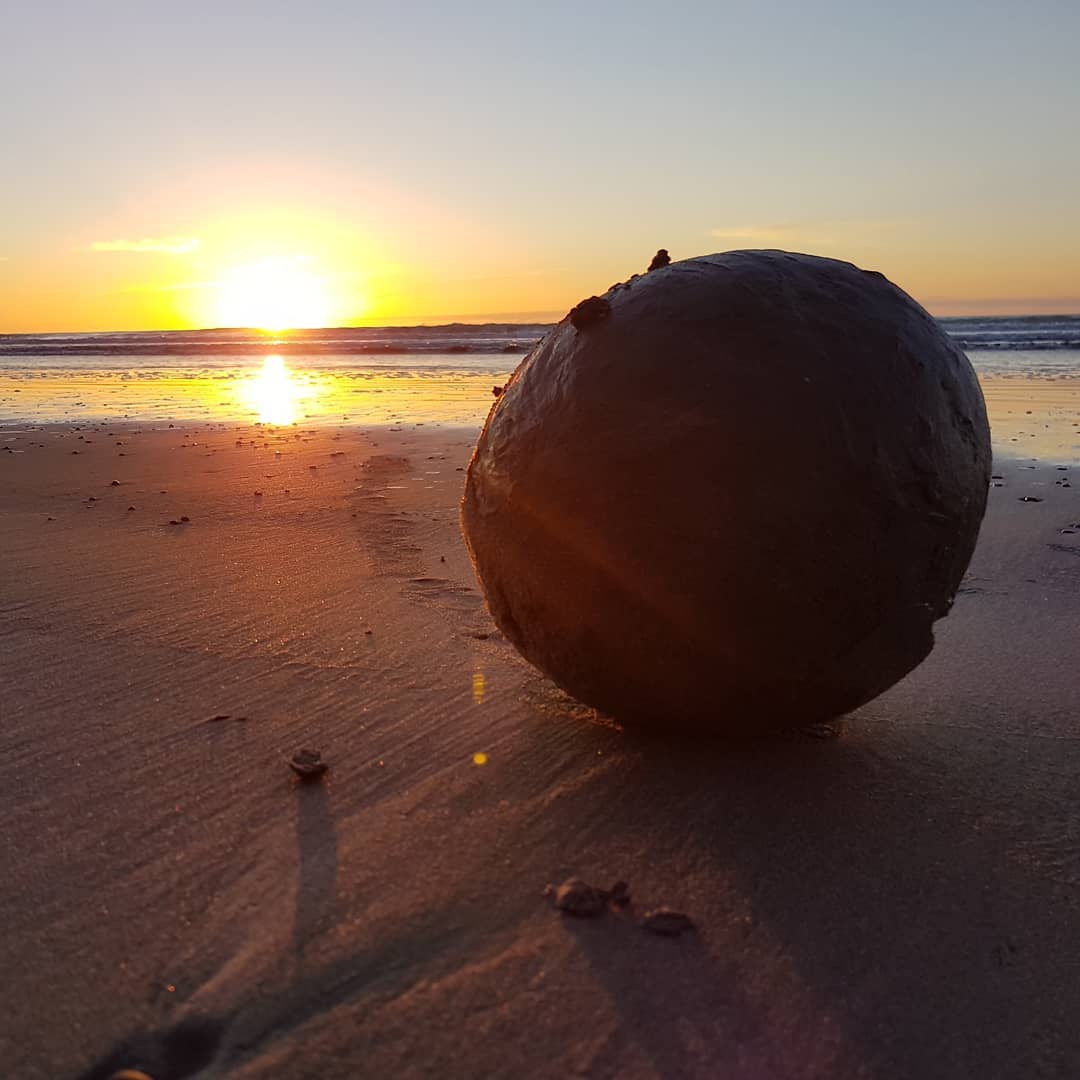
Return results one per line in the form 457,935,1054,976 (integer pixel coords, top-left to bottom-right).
2,0,1078,331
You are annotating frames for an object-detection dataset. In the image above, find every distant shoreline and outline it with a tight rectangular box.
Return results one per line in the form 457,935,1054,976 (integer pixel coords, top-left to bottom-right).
3,312,1080,340
3,314,1080,357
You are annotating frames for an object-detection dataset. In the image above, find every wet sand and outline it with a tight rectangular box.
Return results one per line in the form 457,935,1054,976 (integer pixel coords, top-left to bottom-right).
2,395,1080,1078
0,365,515,429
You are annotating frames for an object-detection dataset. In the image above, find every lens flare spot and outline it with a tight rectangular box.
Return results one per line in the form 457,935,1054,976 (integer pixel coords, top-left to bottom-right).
472,751,488,766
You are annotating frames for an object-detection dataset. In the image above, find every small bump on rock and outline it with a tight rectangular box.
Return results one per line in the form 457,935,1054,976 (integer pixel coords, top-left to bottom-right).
568,296,611,331
647,248,671,271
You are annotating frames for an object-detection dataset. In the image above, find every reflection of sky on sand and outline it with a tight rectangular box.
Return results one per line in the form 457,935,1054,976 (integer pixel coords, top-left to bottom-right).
980,378,1080,464
0,357,515,428
1,363,1079,462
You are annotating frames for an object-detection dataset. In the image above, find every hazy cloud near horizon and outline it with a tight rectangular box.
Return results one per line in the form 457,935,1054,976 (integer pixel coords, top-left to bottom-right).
708,221,906,246
89,238,201,255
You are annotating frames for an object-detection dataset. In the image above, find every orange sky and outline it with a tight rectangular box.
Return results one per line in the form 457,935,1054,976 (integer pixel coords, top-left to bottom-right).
3,193,1077,333
2,4,1078,332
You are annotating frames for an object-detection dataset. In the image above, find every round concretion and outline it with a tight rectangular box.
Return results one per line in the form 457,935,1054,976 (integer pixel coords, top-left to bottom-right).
462,251,991,733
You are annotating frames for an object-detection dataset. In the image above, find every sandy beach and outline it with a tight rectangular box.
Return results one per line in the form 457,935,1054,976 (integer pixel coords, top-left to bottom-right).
2,380,1080,1078
6,0,1080,1071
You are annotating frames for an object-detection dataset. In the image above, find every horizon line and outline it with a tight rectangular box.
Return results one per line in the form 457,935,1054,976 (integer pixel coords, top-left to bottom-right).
4,308,1080,337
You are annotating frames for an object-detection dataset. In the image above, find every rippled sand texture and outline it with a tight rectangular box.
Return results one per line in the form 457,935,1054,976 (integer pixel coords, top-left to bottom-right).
1,387,1079,1078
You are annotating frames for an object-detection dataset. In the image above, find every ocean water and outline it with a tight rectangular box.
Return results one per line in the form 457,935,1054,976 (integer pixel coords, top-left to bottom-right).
0,324,547,370
1,316,1078,428
2,315,1079,372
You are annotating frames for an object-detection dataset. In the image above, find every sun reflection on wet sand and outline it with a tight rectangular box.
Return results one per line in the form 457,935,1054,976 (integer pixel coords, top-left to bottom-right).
9,370,1073,455
242,355,310,425
0,365,514,428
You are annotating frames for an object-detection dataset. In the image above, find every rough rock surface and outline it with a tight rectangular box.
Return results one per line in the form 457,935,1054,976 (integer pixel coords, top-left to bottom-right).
461,250,991,733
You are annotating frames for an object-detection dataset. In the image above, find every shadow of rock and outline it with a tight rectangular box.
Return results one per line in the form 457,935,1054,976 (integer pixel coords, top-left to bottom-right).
292,782,338,954
534,712,1080,1078
559,914,812,1078
75,1014,225,1080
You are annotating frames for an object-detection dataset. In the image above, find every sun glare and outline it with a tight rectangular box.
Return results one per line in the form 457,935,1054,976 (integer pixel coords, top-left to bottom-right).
243,355,307,424
216,256,331,330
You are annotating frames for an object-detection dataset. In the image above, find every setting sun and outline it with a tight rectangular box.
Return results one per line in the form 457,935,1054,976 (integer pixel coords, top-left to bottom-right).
215,256,332,330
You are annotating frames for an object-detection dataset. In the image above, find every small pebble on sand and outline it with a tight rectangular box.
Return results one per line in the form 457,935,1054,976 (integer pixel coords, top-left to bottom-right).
641,908,696,937
552,879,608,917
549,878,630,917
289,748,328,780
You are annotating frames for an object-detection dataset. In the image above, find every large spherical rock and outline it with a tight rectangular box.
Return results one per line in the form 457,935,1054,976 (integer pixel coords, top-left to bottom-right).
462,251,991,733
